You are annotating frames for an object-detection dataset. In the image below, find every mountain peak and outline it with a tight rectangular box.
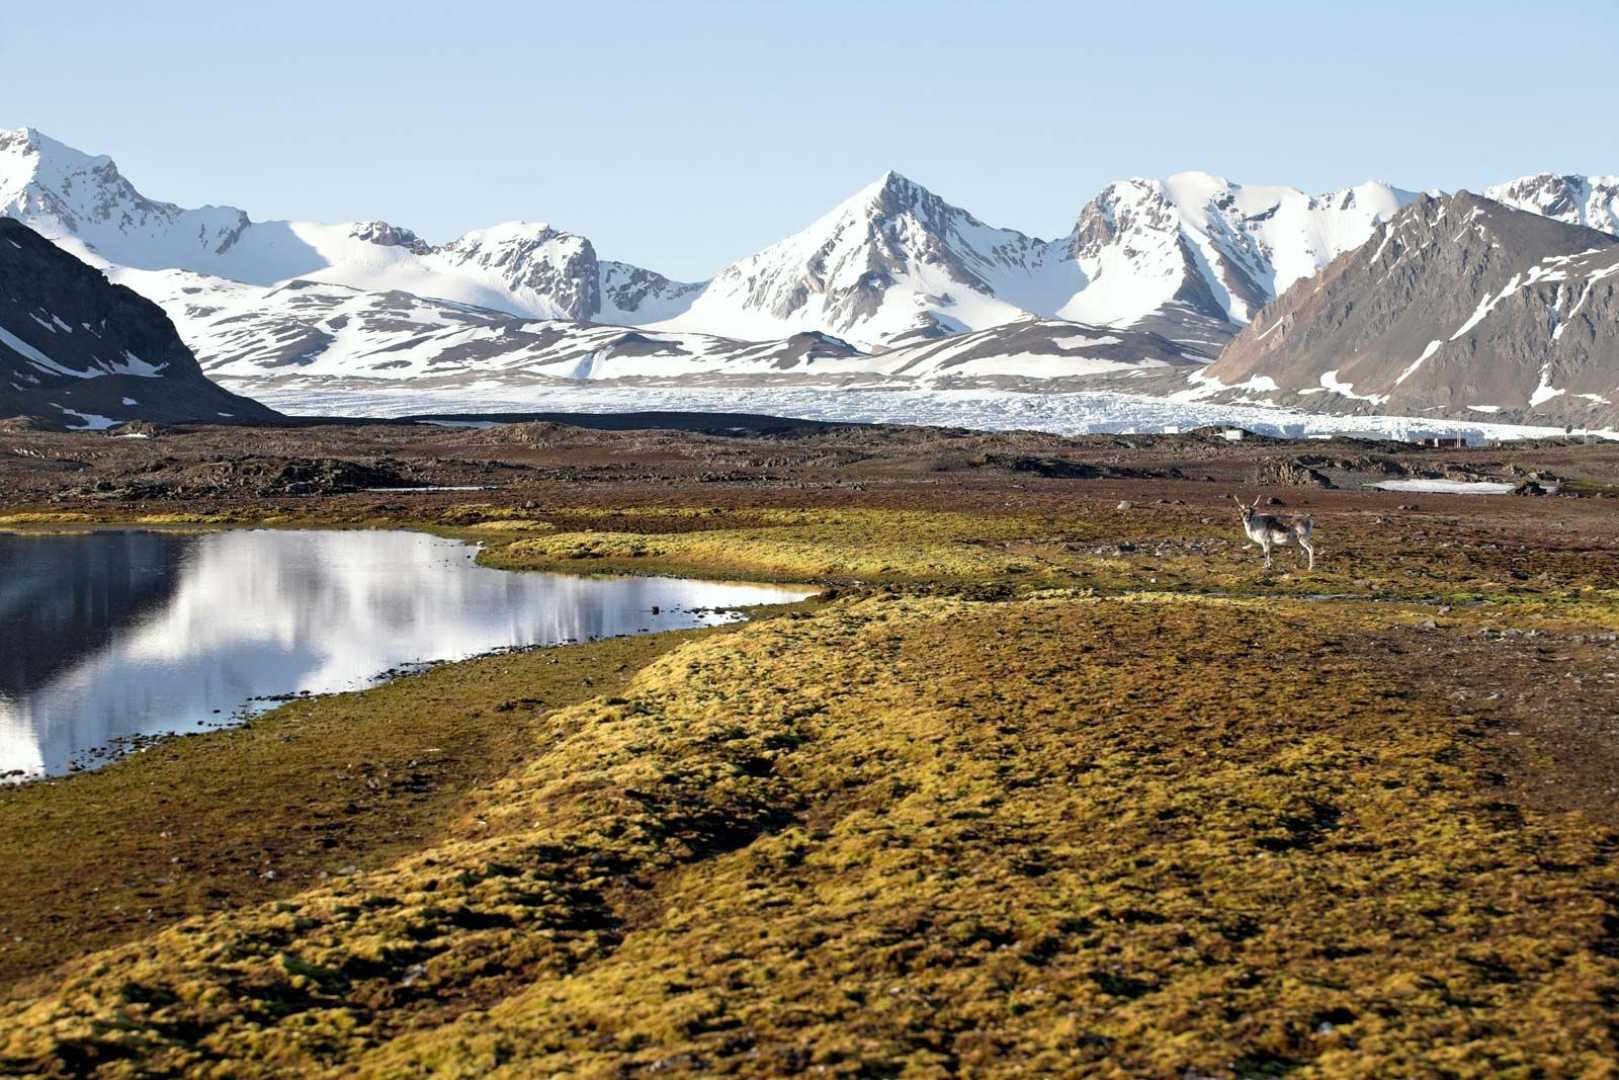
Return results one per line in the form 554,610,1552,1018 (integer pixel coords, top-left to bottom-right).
447,220,565,247
0,127,115,176
1163,169,1232,193
1484,172,1619,235
0,126,49,153
349,220,430,255
837,169,940,217
1502,170,1586,187
877,168,917,190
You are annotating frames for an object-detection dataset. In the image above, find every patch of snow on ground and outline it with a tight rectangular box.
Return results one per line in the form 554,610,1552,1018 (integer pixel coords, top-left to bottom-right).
58,409,119,430
1373,479,1518,494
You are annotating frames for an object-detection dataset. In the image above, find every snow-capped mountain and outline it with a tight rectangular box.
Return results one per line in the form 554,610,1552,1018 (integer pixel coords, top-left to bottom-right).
0,128,1425,356
1484,174,1619,236
5,125,1616,410
116,269,862,385
1055,174,1419,351
0,127,699,324
652,170,1417,353
1194,192,1619,426
652,171,1078,349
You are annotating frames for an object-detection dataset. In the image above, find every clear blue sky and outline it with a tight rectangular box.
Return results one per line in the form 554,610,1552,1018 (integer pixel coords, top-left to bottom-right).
7,0,1615,280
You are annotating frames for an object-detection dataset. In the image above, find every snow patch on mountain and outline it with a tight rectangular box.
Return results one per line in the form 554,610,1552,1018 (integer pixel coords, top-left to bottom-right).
1485,174,1619,236
121,264,1192,393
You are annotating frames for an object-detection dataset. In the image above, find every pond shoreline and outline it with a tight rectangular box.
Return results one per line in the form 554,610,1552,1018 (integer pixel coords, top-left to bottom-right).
0,592,820,991
0,525,816,783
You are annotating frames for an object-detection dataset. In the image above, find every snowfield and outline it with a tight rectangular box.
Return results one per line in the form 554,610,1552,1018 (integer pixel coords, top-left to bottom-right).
242,384,1614,443
1373,479,1523,494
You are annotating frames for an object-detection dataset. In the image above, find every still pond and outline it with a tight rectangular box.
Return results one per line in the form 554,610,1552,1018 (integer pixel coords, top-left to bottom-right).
0,529,811,781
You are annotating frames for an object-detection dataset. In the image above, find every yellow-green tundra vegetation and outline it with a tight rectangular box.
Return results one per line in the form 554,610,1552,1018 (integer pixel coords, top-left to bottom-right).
3,495,1619,1076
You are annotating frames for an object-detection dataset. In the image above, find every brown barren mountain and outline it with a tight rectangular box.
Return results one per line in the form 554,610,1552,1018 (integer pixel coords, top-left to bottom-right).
1202,193,1619,427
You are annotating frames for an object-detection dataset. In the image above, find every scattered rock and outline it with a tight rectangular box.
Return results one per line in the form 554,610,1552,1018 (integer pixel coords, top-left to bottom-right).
1256,458,1334,488
0,415,56,432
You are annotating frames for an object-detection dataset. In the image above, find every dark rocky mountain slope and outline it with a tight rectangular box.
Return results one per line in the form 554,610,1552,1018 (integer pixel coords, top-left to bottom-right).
0,217,279,428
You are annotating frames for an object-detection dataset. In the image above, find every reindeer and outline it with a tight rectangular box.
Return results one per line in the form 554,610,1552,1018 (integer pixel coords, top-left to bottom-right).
1233,495,1315,571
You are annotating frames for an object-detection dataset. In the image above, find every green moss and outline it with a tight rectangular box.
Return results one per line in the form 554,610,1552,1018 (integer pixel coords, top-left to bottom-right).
5,492,1619,1074
481,508,1051,583
0,624,751,991
3,593,1616,1075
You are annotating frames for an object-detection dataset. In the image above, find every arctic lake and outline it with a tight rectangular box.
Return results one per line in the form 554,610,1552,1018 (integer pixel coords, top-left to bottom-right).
0,529,813,781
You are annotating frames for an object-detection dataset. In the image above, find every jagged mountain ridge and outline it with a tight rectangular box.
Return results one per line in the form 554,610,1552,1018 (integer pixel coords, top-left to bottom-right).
0,128,700,325
5,127,1433,355
5,127,1615,407
652,171,1077,349
1484,174,1619,236
0,218,279,427
654,170,1420,351
1056,175,1419,348
1195,192,1619,426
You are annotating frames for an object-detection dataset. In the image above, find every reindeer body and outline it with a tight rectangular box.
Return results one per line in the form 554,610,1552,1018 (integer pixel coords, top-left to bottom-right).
1234,496,1315,570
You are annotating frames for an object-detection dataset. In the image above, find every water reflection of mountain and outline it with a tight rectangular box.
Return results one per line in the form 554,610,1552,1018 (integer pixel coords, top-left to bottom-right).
0,531,192,697
1,530,809,780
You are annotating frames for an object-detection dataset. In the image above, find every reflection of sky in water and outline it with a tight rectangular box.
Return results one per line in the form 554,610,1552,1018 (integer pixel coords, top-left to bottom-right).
0,530,811,780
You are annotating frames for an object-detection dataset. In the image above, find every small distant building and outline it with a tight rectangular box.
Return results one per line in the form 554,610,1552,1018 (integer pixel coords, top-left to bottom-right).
1220,428,1245,442
1409,432,1477,449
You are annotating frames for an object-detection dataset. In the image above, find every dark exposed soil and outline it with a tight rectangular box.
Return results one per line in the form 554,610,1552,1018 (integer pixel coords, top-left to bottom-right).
4,414,1617,511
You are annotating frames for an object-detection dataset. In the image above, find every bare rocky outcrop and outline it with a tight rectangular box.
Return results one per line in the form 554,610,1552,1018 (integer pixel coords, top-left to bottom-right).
1255,458,1334,488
